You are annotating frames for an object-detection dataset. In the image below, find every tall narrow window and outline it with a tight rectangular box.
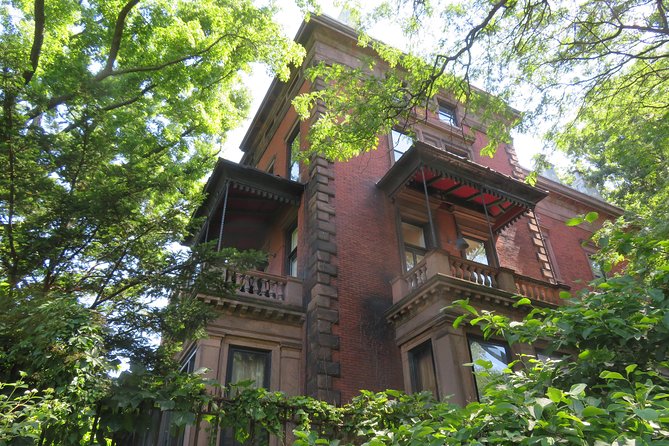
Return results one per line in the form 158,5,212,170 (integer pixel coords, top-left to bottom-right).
287,128,300,181
287,225,298,277
402,221,427,271
408,341,438,398
222,347,271,445
180,347,197,373
438,102,457,126
390,129,413,162
266,157,275,175
467,337,510,400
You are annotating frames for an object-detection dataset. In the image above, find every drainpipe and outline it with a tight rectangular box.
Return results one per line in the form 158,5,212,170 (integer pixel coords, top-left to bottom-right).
421,166,438,247
480,193,500,267
216,180,230,252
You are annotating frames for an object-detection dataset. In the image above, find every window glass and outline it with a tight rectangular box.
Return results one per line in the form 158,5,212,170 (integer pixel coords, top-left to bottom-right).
227,348,270,388
402,222,426,248
223,347,271,445
409,341,438,398
288,129,300,181
405,250,425,271
463,237,489,265
402,222,427,271
468,338,510,399
180,348,197,373
288,226,298,277
587,254,605,279
391,129,413,161
438,103,457,126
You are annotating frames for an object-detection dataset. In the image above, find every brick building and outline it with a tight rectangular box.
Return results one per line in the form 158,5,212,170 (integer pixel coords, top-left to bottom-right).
176,14,621,445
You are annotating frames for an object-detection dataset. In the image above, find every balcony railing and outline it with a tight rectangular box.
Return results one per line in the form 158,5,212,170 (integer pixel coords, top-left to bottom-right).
449,257,498,288
392,249,565,305
217,268,303,307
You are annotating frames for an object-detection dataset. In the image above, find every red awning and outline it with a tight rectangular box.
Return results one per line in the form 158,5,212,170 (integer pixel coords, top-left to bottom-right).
377,142,548,233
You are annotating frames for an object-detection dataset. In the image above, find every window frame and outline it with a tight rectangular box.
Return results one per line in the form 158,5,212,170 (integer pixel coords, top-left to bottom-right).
582,242,605,280
400,220,429,271
221,346,271,445
437,101,458,127
225,345,271,389
460,235,494,267
466,336,511,400
587,253,605,280
265,156,275,175
389,128,414,162
408,340,439,398
287,125,300,182
180,346,197,373
286,224,298,277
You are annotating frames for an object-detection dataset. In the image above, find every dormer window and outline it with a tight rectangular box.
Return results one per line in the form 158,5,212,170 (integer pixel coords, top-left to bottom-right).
438,102,457,126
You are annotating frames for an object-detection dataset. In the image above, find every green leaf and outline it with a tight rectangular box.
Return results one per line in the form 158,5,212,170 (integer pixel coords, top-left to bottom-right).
157,400,175,410
566,216,584,226
547,387,563,403
514,297,531,307
584,211,599,223
634,408,659,421
578,350,591,359
474,359,493,369
582,406,606,417
599,371,625,380
453,314,467,329
569,383,587,396
559,291,572,299
625,364,638,375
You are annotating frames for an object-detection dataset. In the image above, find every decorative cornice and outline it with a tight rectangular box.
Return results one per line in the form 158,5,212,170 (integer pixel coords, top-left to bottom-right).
197,292,305,325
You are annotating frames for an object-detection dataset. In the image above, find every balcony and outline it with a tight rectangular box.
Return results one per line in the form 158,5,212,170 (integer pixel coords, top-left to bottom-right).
197,268,304,324
390,249,566,308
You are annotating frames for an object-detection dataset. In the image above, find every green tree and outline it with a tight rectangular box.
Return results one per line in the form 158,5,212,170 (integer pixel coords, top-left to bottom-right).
295,0,667,170
0,0,302,443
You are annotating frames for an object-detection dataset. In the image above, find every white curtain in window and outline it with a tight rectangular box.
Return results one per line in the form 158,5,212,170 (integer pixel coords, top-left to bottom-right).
230,350,267,388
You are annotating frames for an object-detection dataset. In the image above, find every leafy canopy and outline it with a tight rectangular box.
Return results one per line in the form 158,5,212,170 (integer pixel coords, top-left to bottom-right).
0,0,302,443
294,0,668,173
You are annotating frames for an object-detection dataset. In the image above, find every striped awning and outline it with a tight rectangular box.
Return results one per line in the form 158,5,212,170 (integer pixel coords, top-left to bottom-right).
377,142,548,233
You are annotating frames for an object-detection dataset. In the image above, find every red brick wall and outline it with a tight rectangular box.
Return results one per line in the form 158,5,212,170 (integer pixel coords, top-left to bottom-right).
333,143,405,401
534,196,613,290
468,130,516,176
496,216,546,279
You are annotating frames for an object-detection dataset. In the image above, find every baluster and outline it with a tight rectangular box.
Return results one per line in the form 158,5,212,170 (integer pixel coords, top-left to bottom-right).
255,276,265,296
276,282,285,301
241,274,251,294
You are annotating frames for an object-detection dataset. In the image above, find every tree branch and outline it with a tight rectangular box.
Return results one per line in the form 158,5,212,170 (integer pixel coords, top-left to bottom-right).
106,33,231,77
656,0,668,31
95,0,141,81
23,0,45,85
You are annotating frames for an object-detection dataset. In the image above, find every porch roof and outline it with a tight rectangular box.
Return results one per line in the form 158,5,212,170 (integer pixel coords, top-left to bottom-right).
377,142,548,232
186,158,304,246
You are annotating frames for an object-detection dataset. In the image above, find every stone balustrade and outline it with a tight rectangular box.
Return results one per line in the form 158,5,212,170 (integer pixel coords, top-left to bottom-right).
220,268,303,307
391,249,565,305
448,257,498,288
514,274,563,304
